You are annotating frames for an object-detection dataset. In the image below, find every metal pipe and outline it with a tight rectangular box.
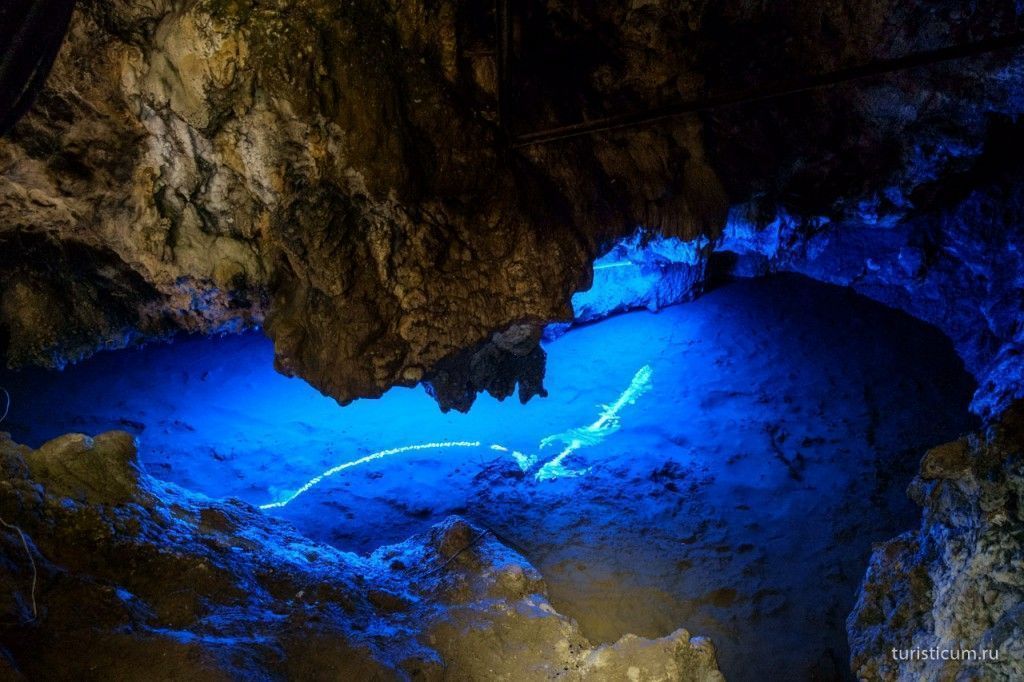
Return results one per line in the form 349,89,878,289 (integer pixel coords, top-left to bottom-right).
513,29,1024,148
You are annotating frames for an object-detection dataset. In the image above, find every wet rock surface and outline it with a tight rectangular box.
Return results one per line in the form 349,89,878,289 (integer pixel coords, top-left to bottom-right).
0,430,724,681
847,403,1024,681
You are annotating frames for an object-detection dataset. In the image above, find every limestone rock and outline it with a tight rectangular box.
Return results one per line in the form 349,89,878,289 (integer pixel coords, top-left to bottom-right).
26,431,143,505
847,403,1024,681
719,154,1024,421
2,1,1022,411
0,430,724,680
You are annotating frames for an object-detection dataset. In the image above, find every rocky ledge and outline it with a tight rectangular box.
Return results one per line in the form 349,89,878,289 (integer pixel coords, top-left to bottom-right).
0,429,724,681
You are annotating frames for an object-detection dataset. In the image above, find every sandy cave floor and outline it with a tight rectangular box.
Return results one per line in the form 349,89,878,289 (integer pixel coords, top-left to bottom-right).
1,274,979,681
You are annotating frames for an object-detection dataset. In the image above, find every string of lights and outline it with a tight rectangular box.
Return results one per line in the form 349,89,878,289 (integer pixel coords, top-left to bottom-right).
259,364,655,508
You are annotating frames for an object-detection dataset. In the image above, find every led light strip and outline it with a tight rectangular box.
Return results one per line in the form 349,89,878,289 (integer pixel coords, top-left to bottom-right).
259,441,482,509
535,364,653,480
259,365,654,509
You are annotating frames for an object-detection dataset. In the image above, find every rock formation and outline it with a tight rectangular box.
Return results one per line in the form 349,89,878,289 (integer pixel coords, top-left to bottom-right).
847,403,1024,681
2,0,1022,412
0,430,725,680
719,150,1024,421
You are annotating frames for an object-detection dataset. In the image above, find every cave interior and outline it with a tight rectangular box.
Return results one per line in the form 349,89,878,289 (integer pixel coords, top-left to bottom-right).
1,1,1023,681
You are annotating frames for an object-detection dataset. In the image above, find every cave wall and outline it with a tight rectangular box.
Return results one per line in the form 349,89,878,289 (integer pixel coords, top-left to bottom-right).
1,3,1024,679
847,404,1024,681
2,0,1022,412
719,133,1024,421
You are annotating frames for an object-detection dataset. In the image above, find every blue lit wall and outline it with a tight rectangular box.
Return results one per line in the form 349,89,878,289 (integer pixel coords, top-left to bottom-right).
718,200,1024,420
546,231,709,338
0,325,664,507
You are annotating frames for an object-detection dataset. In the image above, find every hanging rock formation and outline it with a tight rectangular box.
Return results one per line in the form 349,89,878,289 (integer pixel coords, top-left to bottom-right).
2,0,1022,412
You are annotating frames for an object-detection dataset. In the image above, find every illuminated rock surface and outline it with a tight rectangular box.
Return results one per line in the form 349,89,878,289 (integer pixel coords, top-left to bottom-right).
2,1,1024,680
719,155,1024,421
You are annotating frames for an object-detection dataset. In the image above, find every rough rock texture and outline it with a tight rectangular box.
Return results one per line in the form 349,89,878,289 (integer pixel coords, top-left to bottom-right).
847,403,1024,681
544,231,710,340
0,429,725,681
0,0,719,410
2,4,1023,680
718,112,1024,420
2,0,1022,411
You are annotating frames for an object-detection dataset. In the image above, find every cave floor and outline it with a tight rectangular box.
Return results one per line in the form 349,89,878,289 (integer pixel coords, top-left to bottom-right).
2,274,978,681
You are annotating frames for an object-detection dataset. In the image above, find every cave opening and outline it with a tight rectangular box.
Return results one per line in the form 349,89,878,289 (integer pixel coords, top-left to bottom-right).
0,265,978,680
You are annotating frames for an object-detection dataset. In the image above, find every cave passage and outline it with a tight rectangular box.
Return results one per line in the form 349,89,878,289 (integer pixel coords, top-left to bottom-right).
1,273,978,681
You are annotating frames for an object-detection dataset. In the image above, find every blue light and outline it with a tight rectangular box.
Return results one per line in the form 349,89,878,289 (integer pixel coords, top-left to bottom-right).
1,326,664,507
0,271,978,681
260,441,484,509
546,230,708,338
259,364,655,506
534,364,653,481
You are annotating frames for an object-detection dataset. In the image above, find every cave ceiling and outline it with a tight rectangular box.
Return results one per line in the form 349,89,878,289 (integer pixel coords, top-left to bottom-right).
1,0,1023,410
